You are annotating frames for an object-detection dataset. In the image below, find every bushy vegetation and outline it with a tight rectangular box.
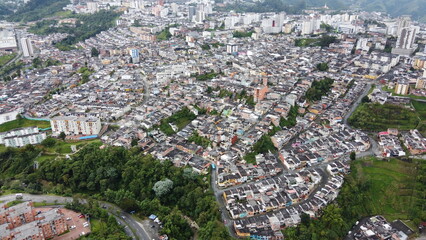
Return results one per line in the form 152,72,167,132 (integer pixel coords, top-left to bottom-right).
305,77,334,102
320,23,334,33
348,103,419,131
233,31,253,38
188,131,211,148
77,67,94,84
28,19,58,35
0,143,231,240
193,71,220,81
243,135,277,164
32,57,61,69
156,27,172,41
295,35,337,47
284,157,426,239
157,107,197,135
294,38,319,47
206,87,255,107
8,0,69,22
27,10,121,50
280,105,299,128
411,100,426,136
1,60,24,80
316,62,329,71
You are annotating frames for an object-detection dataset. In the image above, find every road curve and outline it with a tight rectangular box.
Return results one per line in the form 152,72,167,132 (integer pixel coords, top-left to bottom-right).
0,194,151,240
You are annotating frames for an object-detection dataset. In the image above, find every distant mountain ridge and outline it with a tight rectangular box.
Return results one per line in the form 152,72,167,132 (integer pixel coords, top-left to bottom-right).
351,0,426,22
303,0,425,22
235,0,424,22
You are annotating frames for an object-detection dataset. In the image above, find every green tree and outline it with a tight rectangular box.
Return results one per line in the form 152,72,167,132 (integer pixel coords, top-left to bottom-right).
316,62,329,71
59,131,66,141
32,57,43,68
41,137,56,147
361,96,371,103
153,178,174,197
91,47,100,57
350,151,356,161
131,138,138,147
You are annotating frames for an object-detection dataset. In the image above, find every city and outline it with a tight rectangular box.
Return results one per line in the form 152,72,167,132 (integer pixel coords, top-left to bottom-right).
0,0,425,239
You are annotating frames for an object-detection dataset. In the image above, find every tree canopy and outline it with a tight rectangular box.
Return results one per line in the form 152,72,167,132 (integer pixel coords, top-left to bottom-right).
305,78,334,102
0,143,231,240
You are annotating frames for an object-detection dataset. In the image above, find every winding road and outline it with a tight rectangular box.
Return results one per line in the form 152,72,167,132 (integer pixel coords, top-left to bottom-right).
0,194,152,240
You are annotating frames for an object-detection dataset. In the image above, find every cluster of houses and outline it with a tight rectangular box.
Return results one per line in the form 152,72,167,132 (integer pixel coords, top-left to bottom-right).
279,125,370,170
349,215,414,240
378,130,406,157
401,129,426,155
233,168,347,238
0,0,425,239
216,152,283,188
223,169,322,220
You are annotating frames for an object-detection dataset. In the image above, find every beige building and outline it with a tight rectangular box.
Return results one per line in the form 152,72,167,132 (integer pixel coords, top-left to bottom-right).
395,81,409,95
415,70,426,89
50,116,101,136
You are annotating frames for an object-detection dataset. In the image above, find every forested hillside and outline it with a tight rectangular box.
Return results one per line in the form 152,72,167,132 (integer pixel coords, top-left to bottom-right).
0,143,231,240
8,0,70,22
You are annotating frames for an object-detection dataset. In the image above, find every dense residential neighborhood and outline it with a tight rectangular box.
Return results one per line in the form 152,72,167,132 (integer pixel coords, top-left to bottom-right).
0,0,425,239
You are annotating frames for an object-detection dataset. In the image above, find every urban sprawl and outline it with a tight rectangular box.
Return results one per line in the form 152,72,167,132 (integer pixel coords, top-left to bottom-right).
0,0,426,239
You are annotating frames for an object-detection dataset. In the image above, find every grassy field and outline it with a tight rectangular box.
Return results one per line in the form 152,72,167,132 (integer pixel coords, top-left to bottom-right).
295,38,319,47
348,103,419,131
40,139,102,155
411,100,426,136
33,202,58,207
0,118,51,132
352,157,422,229
412,100,426,119
157,107,196,136
0,53,16,67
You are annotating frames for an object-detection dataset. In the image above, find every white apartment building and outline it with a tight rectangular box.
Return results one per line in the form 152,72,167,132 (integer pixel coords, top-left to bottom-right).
50,116,102,136
0,126,47,147
20,37,34,57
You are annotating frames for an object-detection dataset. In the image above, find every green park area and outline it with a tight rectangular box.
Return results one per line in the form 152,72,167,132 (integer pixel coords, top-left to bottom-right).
233,31,253,38
243,135,277,164
0,53,16,67
305,77,334,102
0,118,51,132
351,157,422,225
412,100,426,135
157,107,197,136
295,35,337,48
348,102,420,132
283,157,425,239
188,131,211,148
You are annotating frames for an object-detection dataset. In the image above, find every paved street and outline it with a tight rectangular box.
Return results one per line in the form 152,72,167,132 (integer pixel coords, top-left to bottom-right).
211,81,380,236
0,194,153,240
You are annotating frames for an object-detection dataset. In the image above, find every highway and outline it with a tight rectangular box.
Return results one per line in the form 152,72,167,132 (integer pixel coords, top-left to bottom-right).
0,194,152,240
